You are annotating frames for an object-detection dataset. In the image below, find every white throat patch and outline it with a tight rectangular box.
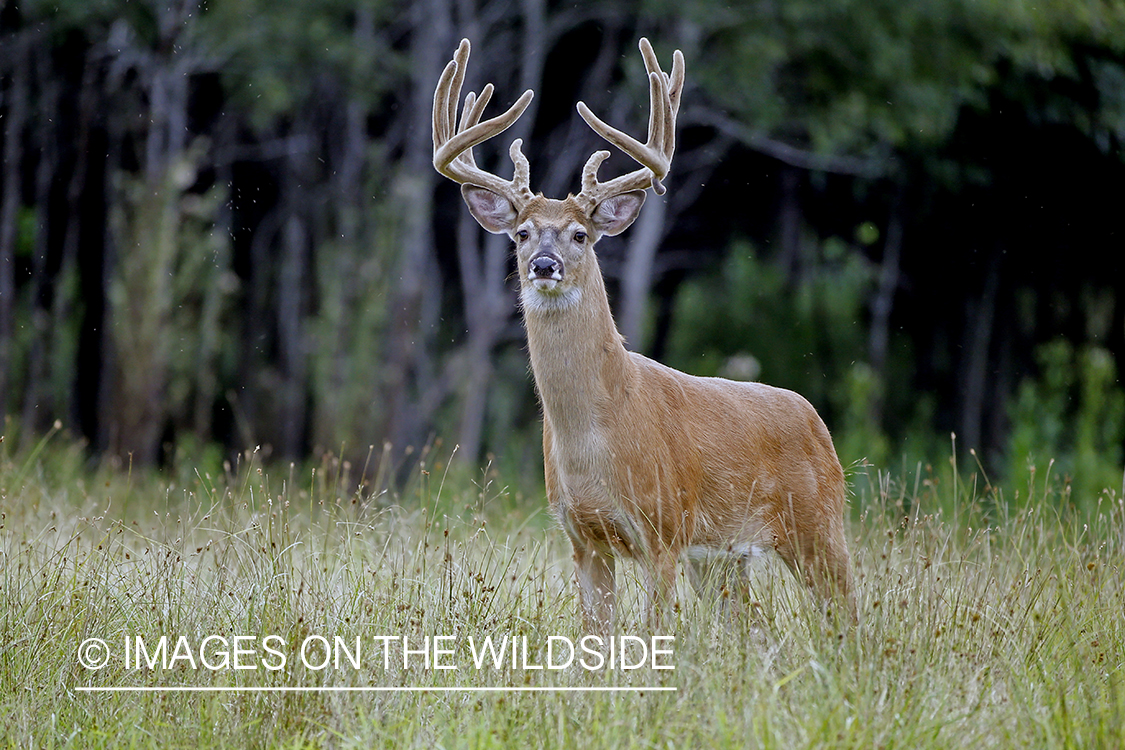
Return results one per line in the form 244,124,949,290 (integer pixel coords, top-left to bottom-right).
520,284,582,315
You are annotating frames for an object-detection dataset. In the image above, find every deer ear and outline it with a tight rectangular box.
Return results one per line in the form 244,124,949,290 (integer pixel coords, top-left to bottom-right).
591,190,646,237
462,185,518,234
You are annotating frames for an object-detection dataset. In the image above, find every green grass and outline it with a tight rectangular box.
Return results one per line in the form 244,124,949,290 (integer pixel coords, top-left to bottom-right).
1,436,1123,748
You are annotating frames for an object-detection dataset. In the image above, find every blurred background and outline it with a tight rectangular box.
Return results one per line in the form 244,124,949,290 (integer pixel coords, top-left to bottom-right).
1,0,1123,504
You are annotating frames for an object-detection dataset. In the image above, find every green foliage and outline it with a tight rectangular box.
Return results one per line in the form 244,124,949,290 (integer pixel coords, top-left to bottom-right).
7,0,1125,493
108,149,235,457
667,240,870,393
24,0,154,33
834,362,892,470
650,0,999,155
307,159,398,456
198,0,398,122
649,0,1125,164
1006,340,1125,510
3,213,82,430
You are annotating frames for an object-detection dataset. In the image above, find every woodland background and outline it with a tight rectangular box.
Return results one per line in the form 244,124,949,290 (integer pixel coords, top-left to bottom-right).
1,0,1124,504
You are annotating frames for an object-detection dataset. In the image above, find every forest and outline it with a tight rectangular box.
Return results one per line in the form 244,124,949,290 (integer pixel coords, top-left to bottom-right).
1,0,1124,503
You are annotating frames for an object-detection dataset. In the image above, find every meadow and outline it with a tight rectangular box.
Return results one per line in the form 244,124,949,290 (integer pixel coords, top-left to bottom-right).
1,432,1123,748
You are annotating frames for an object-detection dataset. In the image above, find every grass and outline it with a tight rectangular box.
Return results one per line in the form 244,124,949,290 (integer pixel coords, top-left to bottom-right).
1,434,1124,748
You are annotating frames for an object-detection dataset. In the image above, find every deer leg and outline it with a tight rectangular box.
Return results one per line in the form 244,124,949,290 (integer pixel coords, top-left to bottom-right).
810,531,857,626
687,550,745,620
775,518,857,626
574,543,616,635
644,548,678,632
686,554,715,599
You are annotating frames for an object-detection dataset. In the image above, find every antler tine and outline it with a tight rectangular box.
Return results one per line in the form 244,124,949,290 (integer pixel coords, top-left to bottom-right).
639,39,685,156
432,38,535,207
453,86,489,171
576,38,685,207
666,50,686,152
432,40,468,152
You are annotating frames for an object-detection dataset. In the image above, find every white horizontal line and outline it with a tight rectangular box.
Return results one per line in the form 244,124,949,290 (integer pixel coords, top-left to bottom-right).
76,686,675,693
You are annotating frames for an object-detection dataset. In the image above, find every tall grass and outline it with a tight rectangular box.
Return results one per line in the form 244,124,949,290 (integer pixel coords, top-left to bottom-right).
1,435,1123,748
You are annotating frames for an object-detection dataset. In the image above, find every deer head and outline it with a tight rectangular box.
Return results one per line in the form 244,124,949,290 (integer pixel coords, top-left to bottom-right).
432,38,684,313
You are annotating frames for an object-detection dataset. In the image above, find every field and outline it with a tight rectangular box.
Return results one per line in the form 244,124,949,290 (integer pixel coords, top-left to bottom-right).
2,434,1124,749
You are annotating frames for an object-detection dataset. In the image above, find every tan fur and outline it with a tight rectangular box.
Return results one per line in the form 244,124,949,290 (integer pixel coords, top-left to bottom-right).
432,37,855,634
514,196,856,633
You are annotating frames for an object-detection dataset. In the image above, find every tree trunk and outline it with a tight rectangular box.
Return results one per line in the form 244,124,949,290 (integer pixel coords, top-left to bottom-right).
19,57,58,438
959,252,1002,454
103,3,200,464
277,205,309,459
454,220,511,462
867,197,904,425
383,0,453,457
617,192,667,349
452,0,546,462
70,49,105,451
0,33,28,430
778,166,802,285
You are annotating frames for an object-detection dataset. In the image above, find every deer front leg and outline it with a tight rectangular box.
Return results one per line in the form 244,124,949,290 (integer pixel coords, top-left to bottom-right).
687,550,750,622
573,543,616,636
643,548,678,632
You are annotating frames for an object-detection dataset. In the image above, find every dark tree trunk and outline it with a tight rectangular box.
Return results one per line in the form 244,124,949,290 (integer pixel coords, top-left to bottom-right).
0,32,28,430
69,50,107,452
959,252,1002,455
452,0,546,462
778,166,802,285
383,0,452,457
277,195,310,459
868,196,904,425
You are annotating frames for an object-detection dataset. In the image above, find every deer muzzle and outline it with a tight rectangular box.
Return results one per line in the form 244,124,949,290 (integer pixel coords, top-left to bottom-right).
528,252,564,291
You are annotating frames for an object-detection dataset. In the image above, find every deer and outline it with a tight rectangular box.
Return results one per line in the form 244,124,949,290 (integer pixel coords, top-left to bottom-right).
432,37,857,634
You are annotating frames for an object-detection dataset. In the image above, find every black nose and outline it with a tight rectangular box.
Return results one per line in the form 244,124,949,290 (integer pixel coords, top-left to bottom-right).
530,254,562,278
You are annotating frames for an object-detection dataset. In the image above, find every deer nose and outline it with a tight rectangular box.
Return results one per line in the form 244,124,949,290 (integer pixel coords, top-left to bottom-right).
529,253,563,279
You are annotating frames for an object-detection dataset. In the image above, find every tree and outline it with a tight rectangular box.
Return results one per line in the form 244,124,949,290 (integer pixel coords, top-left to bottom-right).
1,0,1123,485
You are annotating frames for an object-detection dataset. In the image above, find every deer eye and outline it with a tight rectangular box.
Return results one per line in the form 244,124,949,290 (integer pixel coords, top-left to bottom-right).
516,229,529,242
574,231,587,243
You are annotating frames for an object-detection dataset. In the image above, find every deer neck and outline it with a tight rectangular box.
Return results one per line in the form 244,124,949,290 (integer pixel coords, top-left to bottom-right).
522,270,630,439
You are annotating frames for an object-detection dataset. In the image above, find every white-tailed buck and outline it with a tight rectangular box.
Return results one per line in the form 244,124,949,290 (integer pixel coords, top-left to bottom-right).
433,38,856,632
